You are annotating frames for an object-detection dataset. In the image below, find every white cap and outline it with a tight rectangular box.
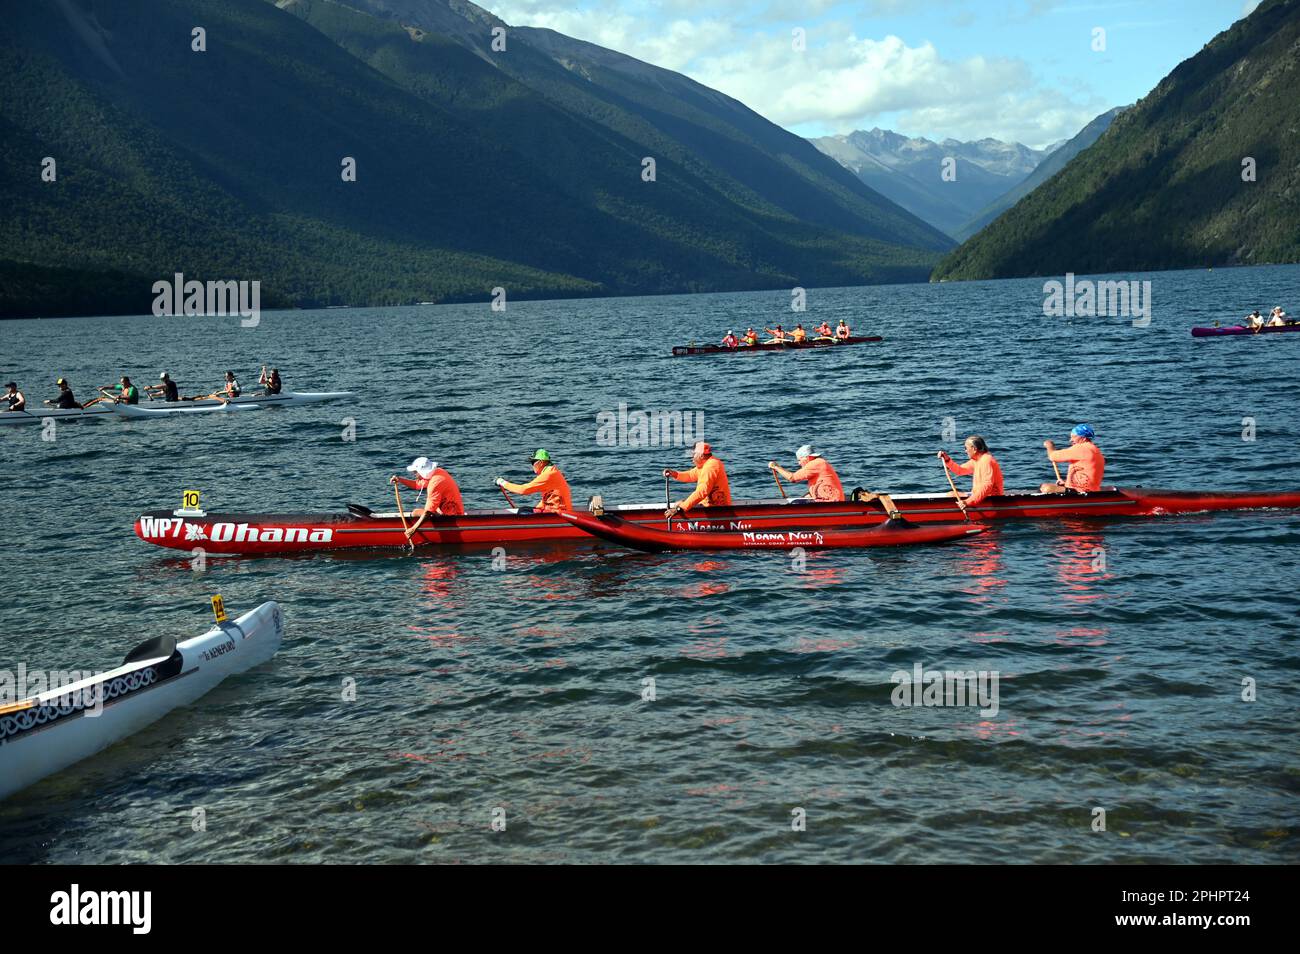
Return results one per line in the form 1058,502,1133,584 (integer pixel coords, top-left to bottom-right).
406,456,437,477
795,444,819,460
159,372,168,379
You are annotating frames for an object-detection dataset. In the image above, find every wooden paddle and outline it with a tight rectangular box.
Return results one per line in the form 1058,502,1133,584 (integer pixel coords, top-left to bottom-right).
772,468,788,500
499,485,517,509
1049,456,1064,485
940,456,970,521
664,473,673,529
393,482,414,551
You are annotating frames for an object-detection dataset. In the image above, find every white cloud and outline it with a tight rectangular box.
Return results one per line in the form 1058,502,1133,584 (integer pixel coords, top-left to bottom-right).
492,2,1108,147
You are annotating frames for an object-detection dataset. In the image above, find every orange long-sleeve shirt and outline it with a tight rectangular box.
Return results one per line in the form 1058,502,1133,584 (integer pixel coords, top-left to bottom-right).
789,457,844,501
669,456,731,511
396,469,464,515
944,453,1004,507
1048,441,1105,491
502,465,572,513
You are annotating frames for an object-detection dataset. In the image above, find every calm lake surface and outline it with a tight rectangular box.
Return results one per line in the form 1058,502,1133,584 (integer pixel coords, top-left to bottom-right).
2,264,1298,863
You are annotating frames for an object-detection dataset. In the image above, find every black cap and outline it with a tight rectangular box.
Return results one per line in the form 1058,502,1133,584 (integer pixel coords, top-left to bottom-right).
4,382,15,389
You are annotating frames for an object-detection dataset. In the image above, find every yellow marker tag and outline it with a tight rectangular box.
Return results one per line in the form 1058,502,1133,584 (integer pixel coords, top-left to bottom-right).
0,699,35,716
211,595,227,623
182,489,201,511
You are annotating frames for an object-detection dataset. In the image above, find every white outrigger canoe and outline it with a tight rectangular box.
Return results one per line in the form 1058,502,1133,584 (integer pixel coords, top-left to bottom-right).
109,390,355,416
0,391,354,424
0,601,283,801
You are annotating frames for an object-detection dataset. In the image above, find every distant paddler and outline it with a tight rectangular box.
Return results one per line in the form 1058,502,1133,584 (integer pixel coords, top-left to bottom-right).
1245,309,1265,331
769,445,844,501
764,325,789,343
791,324,808,343
813,321,833,340
835,320,851,341
1040,424,1105,494
742,328,760,346
937,435,1004,514
145,372,179,403
664,440,731,518
259,365,283,395
392,456,465,539
44,378,80,410
3,382,26,413
495,449,572,513
721,330,739,349
1266,306,1289,327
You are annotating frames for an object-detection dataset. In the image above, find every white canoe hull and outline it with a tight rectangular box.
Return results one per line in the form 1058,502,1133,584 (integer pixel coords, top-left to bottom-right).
0,405,113,425
108,391,355,416
0,601,283,801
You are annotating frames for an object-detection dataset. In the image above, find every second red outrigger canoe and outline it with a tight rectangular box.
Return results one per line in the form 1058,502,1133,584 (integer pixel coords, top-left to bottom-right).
133,487,1300,556
558,511,983,552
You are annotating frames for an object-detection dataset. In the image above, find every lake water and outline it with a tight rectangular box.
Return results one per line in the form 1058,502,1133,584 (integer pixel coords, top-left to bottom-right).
1,264,1298,863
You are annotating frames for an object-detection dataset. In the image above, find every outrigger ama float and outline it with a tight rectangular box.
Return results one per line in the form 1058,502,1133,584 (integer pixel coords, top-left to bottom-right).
133,487,1300,556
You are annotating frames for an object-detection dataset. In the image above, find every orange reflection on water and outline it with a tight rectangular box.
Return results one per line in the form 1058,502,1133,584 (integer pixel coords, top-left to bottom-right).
1051,626,1109,648
798,561,847,590
1054,524,1112,604
952,533,1008,601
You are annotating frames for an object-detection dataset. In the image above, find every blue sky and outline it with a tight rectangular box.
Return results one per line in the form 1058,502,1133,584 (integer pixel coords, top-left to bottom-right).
492,0,1260,147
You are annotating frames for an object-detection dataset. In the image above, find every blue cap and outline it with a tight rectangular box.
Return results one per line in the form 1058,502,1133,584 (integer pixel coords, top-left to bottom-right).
1071,424,1096,439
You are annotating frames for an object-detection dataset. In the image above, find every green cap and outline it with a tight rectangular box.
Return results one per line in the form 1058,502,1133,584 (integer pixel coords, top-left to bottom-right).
531,448,551,462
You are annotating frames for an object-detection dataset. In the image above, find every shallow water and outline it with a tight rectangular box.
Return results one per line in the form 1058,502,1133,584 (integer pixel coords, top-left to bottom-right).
1,264,1298,863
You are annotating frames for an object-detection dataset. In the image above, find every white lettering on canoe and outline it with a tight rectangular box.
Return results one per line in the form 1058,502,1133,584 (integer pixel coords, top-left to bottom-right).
208,522,333,544
138,516,184,539
741,530,825,546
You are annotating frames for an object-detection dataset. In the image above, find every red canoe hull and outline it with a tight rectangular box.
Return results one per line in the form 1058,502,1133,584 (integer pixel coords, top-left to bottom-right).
559,511,984,551
133,487,1300,556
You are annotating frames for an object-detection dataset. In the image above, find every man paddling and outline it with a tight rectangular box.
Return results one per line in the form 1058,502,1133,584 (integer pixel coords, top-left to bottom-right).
664,441,731,518
764,325,788,343
742,328,759,346
392,456,464,539
791,324,808,343
3,382,25,413
101,376,140,405
496,449,572,513
769,445,844,501
259,366,283,395
814,321,833,340
45,378,79,410
938,436,1004,513
1040,424,1105,494
1266,306,1289,327
835,320,851,341
721,330,739,349
145,372,179,403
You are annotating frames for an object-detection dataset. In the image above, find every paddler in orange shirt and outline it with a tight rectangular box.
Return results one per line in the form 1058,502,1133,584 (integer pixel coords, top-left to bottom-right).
664,441,731,517
1040,424,1105,493
392,456,465,540
742,328,759,346
791,324,808,343
938,435,1004,514
769,445,844,501
496,449,572,513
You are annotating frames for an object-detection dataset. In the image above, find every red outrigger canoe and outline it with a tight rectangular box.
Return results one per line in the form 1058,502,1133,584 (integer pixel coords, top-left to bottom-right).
672,335,881,356
558,511,983,552
133,487,1300,556
1191,324,1300,337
